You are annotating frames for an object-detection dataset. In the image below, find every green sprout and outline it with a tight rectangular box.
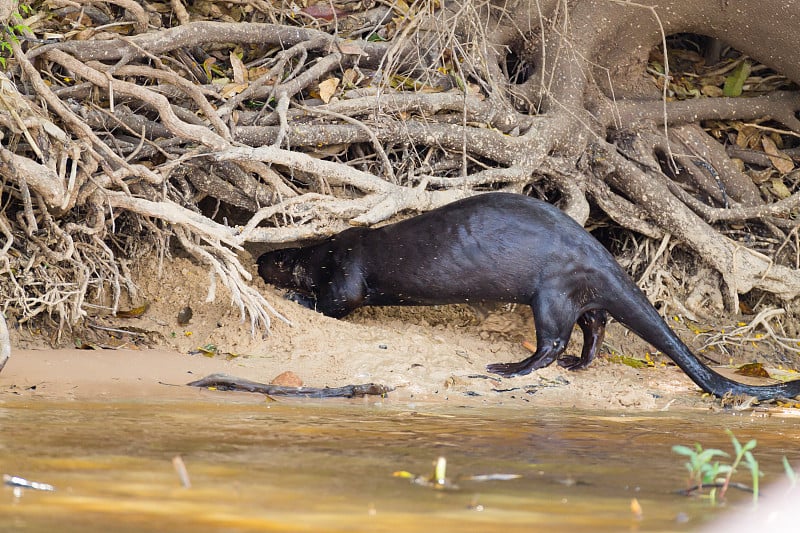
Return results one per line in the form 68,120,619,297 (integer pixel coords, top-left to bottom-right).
1,4,33,69
782,456,797,488
672,442,729,504
672,430,761,505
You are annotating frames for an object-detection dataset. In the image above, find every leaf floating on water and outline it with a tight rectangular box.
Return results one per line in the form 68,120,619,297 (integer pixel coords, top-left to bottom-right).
392,457,460,490
734,362,771,378
117,302,150,318
630,497,643,520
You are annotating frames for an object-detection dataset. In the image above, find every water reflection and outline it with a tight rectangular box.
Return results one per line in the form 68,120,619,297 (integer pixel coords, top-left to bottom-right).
3,396,800,532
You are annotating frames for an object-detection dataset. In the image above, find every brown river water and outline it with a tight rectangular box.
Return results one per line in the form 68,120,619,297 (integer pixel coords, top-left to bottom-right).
3,394,800,532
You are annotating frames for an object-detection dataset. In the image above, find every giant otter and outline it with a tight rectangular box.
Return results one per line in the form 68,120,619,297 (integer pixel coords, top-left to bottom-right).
258,192,800,400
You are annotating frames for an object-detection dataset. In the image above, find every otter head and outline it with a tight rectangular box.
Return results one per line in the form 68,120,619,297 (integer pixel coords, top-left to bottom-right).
257,248,303,290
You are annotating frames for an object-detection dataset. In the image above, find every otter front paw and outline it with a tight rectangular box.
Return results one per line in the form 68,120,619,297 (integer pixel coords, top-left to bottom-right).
285,291,317,310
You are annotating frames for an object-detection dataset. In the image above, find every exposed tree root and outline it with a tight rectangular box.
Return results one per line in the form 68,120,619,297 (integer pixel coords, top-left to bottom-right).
1,0,799,363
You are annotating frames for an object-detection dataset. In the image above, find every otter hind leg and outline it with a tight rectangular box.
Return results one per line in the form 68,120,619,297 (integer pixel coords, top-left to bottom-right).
486,294,577,377
558,309,607,370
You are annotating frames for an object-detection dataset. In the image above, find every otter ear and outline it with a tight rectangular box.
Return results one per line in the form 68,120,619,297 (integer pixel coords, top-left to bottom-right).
276,248,302,270
258,248,297,268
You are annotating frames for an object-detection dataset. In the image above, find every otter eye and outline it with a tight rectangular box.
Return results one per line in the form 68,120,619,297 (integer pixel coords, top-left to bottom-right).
552,341,559,348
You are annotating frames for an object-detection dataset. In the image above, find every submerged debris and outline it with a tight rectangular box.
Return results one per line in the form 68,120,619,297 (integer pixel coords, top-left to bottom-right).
3,474,55,493
172,456,192,489
393,456,522,491
394,456,459,490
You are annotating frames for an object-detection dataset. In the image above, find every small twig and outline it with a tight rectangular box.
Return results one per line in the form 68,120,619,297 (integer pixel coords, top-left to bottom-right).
677,481,754,496
87,322,149,338
700,307,800,356
637,233,671,285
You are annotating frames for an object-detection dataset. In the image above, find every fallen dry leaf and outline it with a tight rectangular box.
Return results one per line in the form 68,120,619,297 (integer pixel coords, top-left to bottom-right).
762,136,794,174
318,77,340,103
230,51,248,84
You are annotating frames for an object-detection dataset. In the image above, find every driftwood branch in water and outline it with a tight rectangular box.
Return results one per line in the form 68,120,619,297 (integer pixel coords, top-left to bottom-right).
187,373,392,398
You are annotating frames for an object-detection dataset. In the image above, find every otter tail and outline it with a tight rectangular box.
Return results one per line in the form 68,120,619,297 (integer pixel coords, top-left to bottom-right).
605,276,800,400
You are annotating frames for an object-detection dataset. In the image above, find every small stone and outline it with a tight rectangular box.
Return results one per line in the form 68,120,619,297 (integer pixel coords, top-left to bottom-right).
271,371,303,387
177,306,193,325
